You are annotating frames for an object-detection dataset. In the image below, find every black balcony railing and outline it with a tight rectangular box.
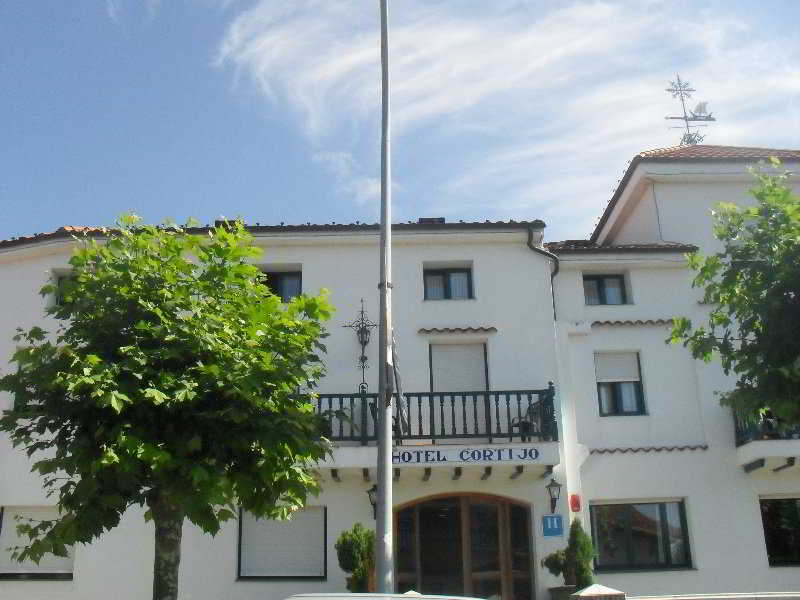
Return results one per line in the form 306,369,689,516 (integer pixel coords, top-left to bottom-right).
314,384,557,445
734,414,800,447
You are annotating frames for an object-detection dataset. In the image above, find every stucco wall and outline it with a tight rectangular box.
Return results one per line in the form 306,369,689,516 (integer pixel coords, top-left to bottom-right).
0,229,565,599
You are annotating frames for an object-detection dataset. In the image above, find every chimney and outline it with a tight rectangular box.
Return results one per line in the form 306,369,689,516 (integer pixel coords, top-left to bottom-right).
529,220,546,248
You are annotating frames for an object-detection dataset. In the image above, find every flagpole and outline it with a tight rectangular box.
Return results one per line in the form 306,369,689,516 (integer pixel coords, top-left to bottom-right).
376,0,394,593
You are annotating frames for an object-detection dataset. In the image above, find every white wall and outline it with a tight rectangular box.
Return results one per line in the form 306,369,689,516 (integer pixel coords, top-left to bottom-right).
0,228,564,600
555,187,800,596
606,162,800,249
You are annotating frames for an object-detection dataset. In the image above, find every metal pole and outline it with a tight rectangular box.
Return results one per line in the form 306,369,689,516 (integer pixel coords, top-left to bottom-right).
376,0,394,593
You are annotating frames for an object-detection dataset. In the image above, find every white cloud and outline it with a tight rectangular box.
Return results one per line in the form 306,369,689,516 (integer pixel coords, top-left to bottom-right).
217,0,800,240
106,0,122,24
313,151,381,208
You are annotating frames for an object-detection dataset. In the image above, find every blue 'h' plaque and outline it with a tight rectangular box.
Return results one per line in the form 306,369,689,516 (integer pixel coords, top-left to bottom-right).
542,514,564,537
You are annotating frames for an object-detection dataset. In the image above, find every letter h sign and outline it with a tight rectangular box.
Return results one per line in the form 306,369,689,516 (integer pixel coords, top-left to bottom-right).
542,514,564,537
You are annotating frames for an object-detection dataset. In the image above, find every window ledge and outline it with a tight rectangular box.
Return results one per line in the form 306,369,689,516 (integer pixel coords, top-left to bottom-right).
595,566,695,574
423,298,477,302
0,573,73,581
585,303,634,307
237,575,327,581
599,413,648,418
769,563,800,568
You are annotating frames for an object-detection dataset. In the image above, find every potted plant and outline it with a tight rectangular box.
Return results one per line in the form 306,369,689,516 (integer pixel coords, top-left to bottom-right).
335,523,375,592
541,519,595,600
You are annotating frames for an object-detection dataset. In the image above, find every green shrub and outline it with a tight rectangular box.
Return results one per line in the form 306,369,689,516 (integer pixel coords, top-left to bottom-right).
541,519,595,589
335,523,374,592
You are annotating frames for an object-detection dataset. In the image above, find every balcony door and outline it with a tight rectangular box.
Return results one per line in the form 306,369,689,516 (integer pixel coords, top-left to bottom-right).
395,495,533,600
427,343,490,441
429,343,488,392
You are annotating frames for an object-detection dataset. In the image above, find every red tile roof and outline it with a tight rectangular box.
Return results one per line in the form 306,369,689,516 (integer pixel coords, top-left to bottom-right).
591,319,673,327
0,220,545,251
417,326,498,334
590,444,708,454
637,145,800,160
590,144,800,243
546,240,696,253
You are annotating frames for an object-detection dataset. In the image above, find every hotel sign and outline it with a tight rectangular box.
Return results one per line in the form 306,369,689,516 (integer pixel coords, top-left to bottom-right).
393,445,542,465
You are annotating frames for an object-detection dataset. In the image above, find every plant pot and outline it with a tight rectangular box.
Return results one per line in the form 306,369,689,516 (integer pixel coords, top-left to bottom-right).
367,567,376,593
549,585,577,600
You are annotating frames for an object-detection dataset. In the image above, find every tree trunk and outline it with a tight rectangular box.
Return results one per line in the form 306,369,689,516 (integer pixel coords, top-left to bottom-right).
148,493,184,600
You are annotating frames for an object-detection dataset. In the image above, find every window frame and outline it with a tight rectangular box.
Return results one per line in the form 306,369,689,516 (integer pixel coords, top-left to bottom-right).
236,505,327,581
52,272,77,308
595,352,646,416
263,271,303,303
759,497,800,567
423,268,474,300
0,507,74,581
583,274,628,305
589,500,692,572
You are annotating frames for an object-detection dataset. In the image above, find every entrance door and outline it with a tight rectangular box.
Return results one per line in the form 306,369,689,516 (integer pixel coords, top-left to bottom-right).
395,495,533,600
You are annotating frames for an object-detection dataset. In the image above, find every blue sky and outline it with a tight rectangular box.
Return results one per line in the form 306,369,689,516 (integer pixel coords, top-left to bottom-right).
1,1,798,243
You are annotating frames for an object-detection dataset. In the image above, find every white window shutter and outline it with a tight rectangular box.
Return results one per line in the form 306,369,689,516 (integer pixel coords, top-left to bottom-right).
239,506,326,578
594,352,640,382
0,507,74,575
430,344,487,392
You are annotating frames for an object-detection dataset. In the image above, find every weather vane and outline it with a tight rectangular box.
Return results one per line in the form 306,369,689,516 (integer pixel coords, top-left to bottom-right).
665,74,716,145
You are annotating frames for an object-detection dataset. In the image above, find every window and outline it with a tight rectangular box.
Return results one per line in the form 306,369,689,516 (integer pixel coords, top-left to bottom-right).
583,274,627,305
263,271,302,303
760,498,800,566
0,507,73,580
595,352,645,416
53,273,76,307
590,501,691,571
238,506,326,579
424,269,473,300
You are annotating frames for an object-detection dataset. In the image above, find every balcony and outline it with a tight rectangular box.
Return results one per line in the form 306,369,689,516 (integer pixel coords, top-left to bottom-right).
314,386,559,472
314,385,557,445
734,414,800,473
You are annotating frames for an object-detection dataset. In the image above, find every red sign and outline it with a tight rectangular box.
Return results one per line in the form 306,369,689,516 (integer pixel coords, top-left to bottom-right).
569,494,581,512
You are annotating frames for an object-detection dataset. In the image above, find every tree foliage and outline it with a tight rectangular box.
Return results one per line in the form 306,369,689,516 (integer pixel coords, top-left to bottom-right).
541,519,594,589
0,216,333,597
671,160,800,425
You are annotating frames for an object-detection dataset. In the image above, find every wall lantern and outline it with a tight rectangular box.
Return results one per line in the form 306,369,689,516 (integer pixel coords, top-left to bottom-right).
545,478,562,514
357,322,371,347
366,484,378,519
343,299,377,394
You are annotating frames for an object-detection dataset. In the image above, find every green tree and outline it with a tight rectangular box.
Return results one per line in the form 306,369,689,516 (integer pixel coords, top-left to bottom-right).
671,160,800,425
0,216,333,600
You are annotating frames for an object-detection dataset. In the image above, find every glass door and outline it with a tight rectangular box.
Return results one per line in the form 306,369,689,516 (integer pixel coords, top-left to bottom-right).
470,500,502,600
394,495,534,600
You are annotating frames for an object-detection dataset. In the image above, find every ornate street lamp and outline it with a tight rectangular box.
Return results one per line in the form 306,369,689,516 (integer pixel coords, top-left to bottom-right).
366,484,378,519
545,478,562,513
343,299,378,393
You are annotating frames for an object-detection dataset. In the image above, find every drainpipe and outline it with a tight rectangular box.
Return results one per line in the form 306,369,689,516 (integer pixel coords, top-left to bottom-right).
526,226,560,320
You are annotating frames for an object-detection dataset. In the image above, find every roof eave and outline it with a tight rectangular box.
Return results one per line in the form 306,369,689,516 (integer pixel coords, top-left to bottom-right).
590,153,800,244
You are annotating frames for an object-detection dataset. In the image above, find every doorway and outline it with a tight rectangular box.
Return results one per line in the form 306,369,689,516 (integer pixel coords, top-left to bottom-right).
395,495,533,600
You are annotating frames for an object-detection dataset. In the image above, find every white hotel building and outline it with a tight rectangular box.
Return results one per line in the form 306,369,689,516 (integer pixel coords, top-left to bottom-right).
1,144,800,599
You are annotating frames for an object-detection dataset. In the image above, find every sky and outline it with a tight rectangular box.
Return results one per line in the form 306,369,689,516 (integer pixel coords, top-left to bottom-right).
1,0,799,243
